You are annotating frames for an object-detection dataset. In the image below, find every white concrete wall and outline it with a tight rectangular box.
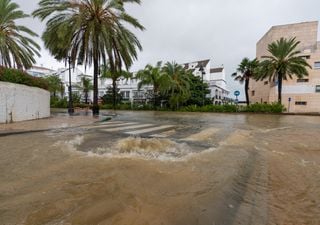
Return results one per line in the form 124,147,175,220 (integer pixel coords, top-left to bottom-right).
0,82,50,123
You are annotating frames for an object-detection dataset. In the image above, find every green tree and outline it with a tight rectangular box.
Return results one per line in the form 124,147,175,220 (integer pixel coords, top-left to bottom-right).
136,62,165,108
186,74,211,106
77,76,93,104
161,62,191,109
45,75,64,98
101,63,132,110
0,0,40,69
232,58,259,106
33,0,144,115
256,37,311,104
101,86,122,106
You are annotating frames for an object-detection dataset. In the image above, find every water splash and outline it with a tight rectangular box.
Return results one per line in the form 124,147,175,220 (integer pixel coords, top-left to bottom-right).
86,137,217,161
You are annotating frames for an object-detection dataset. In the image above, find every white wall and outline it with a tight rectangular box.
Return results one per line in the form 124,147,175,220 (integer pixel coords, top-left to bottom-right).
0,82,50,123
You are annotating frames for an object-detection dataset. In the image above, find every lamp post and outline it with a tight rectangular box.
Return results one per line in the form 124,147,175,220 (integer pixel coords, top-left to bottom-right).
68,56,74,114
199,66,206,106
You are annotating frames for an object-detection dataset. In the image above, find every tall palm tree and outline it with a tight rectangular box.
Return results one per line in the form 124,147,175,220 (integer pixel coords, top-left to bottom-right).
256,37,311,104
33,0,144,115
0,0,40,69
162,62,191,109
232,58,259,106
136,62,164,107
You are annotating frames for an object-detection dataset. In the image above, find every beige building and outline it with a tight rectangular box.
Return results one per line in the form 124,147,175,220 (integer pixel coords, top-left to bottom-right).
250,21,320,113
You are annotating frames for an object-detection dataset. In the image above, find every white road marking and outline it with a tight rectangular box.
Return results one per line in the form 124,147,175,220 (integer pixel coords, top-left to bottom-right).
84,122,137,129
125,125,175,135
102,124,155,132
149,129,176,138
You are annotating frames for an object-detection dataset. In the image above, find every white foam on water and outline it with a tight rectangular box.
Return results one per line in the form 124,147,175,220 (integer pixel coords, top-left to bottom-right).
54,135,84,152
85,137,217,162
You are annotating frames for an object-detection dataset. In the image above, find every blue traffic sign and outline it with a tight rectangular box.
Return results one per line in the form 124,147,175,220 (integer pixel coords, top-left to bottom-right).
234,91,240,97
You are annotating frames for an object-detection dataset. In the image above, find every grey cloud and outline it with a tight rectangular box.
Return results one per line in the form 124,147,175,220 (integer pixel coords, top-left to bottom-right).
13,0,320,98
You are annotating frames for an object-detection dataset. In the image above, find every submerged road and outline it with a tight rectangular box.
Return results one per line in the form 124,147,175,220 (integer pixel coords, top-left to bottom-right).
0,111,319,225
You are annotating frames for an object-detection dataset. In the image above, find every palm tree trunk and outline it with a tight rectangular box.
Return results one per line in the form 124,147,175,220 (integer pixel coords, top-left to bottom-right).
245,78,250,106
92,58,99,115
278,74,283,104
112,79,116,110
85,91,88,104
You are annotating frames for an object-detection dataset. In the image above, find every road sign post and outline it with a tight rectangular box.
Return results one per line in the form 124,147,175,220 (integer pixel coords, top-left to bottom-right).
234,91,240,105
288,97,291,113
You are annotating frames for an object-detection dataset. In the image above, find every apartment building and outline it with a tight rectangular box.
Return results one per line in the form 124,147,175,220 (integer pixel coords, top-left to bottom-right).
250,21,320,113
107,59,230,104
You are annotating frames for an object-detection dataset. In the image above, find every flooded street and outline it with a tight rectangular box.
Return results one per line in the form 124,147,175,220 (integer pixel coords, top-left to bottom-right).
0,111,320,225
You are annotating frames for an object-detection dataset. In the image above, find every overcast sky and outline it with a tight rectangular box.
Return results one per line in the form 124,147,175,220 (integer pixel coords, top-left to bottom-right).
14,0,320,99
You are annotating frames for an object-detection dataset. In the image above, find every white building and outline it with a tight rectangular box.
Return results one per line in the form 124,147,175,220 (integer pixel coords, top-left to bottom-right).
99,59,230,105
28,60,230,105
27,66,55,77
27,66,93,101
183,59,230,105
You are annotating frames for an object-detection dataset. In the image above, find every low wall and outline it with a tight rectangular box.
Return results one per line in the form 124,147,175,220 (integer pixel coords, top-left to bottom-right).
0,82,50,123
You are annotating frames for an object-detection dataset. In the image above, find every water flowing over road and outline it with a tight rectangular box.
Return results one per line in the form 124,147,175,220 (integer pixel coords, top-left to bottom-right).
0,111,320,225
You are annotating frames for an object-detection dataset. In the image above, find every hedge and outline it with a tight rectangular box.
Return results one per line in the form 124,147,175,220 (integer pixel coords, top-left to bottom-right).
0,66,49,90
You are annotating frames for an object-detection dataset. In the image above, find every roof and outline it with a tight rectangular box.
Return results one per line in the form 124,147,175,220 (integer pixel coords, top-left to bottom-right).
30,65,54,72
210,67,224,73
183,59,210,70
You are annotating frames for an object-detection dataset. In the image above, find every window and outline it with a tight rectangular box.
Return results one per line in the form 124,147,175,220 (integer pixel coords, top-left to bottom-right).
314,62,320,69
251,90,255,96
297,79,309,83
295,101,307,106
316,85,320,93
264,81,269,85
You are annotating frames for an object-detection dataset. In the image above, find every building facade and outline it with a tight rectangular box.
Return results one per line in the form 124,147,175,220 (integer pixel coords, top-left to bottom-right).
250,21,320,113
101,59,230,105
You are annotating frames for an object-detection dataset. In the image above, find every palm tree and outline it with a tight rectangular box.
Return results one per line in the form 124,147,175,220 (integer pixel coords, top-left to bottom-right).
136,62,164,107
45,75,64,98
77,76,93,104
232,58,259,106
100,62,132,110
161,62,191,109
33,0,144,115
257,37,311,104
0,0,40,69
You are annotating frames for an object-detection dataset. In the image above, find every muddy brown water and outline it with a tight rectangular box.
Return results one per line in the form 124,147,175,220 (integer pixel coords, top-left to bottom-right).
0,111,320,225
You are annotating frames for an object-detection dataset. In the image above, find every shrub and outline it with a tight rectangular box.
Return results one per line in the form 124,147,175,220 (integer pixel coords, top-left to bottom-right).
242,103,285,113
180,104,238,113
50,97,68,108
0,66,49,90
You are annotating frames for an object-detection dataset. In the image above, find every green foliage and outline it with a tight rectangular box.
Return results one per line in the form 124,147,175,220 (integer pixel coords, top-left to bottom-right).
232,58,259,105
72,93,81,104
0,0,40,69
241,103,285,113
101,87,123,105
50,96,68,108
45,75,63,97
180,104,237,113
76,76,93,104
0,67,48,90
256,37,311,104
33,0,144,113
186,75,211,106
181,103,284,113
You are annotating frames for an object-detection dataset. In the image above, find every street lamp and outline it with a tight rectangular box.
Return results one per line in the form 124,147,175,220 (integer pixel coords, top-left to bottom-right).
68,56,74,114
199,66,206,106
